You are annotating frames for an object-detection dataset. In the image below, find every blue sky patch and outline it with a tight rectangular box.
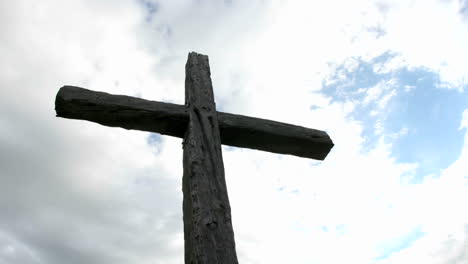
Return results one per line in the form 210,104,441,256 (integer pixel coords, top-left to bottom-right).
147,133,162,155
138,0,159,22
322,52,468,181
374,226,425,260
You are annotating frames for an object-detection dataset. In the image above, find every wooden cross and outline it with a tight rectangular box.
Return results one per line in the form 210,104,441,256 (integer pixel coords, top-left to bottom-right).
55,52,334,264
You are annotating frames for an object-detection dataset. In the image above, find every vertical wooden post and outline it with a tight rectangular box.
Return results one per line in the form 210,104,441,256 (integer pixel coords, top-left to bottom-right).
182,52,239,263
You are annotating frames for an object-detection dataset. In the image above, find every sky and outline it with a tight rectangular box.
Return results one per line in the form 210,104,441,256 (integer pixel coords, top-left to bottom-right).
1,0,468,263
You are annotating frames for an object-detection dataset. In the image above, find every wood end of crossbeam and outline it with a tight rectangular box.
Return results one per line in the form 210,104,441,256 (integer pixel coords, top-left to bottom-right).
218,112,334,160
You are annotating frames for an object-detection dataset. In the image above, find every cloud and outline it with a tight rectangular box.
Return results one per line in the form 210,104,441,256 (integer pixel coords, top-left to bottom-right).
374,107,468,263
0,1,185,263
374,0,468,90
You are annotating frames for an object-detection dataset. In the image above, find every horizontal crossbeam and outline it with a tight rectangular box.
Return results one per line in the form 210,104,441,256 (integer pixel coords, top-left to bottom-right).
56,86,334,160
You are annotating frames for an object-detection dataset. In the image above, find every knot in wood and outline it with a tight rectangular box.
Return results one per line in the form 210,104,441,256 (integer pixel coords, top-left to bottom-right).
205,219,218,230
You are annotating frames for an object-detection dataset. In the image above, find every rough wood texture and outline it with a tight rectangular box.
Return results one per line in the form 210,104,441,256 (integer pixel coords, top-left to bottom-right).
56,87,333,160
182,52,238,263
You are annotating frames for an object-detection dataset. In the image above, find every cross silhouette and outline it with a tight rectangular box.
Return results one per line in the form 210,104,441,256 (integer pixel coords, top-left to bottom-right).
55,52,334,263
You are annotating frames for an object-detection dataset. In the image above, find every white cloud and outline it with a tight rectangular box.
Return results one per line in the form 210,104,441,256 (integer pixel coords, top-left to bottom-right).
460,109,468,130
364,84,384,104
373,0,468,90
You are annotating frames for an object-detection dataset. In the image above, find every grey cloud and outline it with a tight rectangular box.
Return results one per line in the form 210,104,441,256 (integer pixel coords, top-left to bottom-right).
0,1,185,263
0,100,184,263
442,224,468,264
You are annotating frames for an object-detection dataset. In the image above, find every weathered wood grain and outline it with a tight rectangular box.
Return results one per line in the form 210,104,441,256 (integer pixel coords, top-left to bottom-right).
56,87,333,160
182,52,238,263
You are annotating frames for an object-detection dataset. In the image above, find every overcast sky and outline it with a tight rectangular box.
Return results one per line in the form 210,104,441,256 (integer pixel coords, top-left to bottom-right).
1,0,468,263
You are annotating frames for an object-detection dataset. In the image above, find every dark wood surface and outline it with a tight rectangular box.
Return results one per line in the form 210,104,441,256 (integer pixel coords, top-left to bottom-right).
56,87,333,160
182,52,238,263
55,52,336,263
